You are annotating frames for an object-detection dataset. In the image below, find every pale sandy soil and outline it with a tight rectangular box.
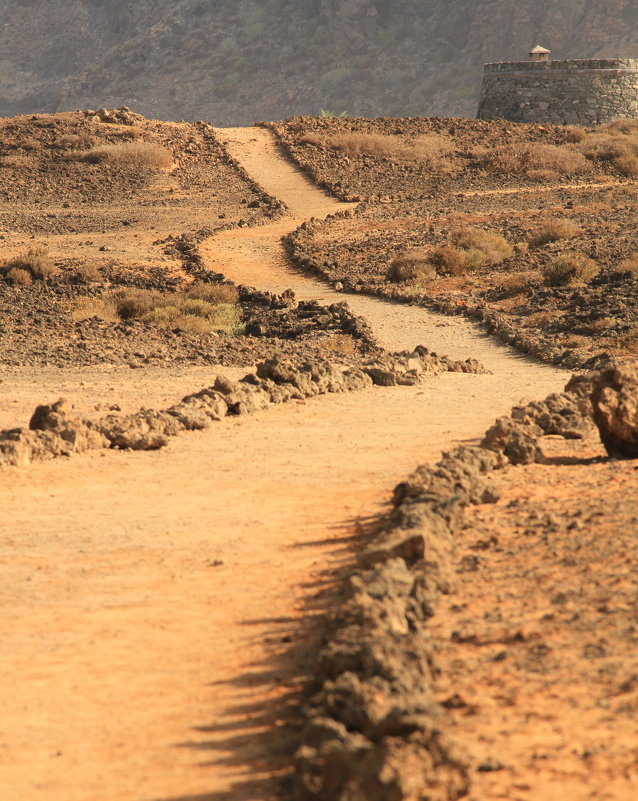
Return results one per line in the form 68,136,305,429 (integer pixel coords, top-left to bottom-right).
0,126,570,801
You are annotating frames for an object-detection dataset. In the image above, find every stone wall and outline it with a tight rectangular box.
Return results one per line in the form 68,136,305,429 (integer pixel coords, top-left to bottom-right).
477,59,638,125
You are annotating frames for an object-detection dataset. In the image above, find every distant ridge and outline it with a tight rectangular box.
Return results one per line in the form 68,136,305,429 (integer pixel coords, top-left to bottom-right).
0,0,636,124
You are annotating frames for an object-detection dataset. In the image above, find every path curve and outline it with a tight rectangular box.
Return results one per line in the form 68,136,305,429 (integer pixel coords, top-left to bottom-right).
0,128,571,801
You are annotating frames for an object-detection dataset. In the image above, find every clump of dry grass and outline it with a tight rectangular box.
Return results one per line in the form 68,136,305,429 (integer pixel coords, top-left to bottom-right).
473,142,590,178
54,134,97,151
110,287,243,334
450,228,514,264
306,132,456,171
576,124,638,176
527,219,582,248
71,297,119,322
1,154,38,169
618,255,638,275
1,247,57,280
386,248,437,283
5,267,32,286
387,228,512,282
72,141,173,169
542,252,600,287
185,282,239,304
73,263,102,283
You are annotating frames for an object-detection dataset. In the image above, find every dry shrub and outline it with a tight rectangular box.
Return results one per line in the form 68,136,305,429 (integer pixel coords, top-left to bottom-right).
74,263,102,283
495,271,538,297
618,255,638,275
2,247,57,280
1,154,38,169
474,142,590,177
320,132,456,170
112,288,242,334
114,289,161,320
54,134,97,151
527,219,582,247
451,228,513,264
72,297,119,322
577,128,638,175
428,245,477,275
74,141,173,169
614,154,638,177
542,252,600,287
600,118,638,135
525,168,559,182
5,267,32,286
386,248,437,283
563,126,589,143
186,282,239,304
387,228,512,281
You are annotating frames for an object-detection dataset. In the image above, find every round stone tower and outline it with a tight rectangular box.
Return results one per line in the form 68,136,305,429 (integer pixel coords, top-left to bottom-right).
477,46,638,125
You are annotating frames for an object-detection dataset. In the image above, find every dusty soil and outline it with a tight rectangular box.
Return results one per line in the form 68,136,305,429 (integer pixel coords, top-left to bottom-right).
269,116,638,369
434,431,638,800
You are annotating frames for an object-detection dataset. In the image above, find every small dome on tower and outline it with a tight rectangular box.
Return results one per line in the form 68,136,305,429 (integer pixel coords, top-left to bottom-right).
530,45,551,62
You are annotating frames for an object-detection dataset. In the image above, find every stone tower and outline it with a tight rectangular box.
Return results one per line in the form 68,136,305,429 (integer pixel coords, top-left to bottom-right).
477,47,638,125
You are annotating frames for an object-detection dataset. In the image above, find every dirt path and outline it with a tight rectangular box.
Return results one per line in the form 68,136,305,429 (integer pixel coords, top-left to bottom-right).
0,128,570,801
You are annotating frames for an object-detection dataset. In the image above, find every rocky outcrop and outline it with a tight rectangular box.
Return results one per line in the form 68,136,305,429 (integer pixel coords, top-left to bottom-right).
590,362,638,458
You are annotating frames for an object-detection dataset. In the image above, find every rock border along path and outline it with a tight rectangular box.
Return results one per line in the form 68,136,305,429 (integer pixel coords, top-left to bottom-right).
0,127,569,801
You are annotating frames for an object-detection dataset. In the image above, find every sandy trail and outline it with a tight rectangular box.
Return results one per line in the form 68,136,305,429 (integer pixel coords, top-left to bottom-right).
0,127,569,801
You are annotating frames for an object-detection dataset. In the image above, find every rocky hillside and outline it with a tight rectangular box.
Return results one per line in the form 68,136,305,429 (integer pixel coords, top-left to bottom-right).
1,0,637,124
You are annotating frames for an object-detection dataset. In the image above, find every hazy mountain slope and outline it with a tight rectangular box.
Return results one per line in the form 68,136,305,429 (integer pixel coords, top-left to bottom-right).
0,0,636,123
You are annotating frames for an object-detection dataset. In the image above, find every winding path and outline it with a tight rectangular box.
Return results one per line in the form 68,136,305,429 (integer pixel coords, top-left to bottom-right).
0,127,569,801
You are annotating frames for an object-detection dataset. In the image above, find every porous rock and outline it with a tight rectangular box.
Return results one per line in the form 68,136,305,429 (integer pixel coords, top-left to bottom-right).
590,362,638,457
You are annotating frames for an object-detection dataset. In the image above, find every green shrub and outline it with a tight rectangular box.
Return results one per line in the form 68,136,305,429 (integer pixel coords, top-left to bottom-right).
542,252,600,286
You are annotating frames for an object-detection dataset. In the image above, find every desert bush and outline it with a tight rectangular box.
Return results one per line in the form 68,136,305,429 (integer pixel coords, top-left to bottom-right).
112,288,243,334
114,289,161,320
73,263,102,283
474,142,590,177
186,282,239,304
73,141,173,168
321,132,455,170
542,252,600,287
71,297,119,322
5,267,32,286
53,134,97,150
614,154,638,177
527,219,582,247
386,248,437,283
618,255,638,275
2,247,57,280
427,245,477,275
600,118,638,135
577,127,638,175
451,228,514,264
1,154,38,169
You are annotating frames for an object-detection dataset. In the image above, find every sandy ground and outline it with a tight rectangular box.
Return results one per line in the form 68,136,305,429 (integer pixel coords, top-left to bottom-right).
0,127,570,801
